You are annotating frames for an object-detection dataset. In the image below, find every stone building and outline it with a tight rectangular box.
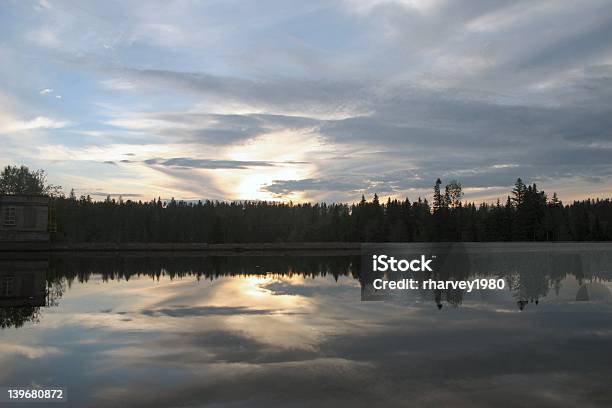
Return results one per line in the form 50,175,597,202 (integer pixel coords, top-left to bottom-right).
0,196,50,242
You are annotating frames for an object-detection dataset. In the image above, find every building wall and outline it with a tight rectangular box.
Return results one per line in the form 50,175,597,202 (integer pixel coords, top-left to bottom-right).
0,196,49,242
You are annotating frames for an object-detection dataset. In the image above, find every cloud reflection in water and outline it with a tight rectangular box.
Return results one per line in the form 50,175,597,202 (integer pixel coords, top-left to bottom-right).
0,251,611,407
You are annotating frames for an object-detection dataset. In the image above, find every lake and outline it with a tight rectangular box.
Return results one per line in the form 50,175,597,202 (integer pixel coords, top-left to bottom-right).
1,244,611,407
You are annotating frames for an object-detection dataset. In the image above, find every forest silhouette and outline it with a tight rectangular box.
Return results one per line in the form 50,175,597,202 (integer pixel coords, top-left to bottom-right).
52,178,611,242
1,166,611,242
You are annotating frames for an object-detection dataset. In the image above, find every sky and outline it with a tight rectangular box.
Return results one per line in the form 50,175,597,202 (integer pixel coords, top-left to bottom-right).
1,0,611,203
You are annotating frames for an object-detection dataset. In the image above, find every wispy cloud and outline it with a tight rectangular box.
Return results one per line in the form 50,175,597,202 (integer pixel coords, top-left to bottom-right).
0,115,69,132
145,157,278,170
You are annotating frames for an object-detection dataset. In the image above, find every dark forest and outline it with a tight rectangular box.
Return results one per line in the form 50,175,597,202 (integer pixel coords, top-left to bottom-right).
1,166,610,242
50,178,612,242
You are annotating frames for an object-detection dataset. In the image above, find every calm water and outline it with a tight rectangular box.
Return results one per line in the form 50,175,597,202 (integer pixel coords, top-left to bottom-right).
1,245,612,407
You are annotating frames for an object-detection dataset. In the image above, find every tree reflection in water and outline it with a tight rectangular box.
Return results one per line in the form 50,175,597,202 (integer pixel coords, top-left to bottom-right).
1,245,611,328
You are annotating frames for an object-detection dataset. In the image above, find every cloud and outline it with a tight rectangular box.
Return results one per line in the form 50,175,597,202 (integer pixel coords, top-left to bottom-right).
99,60,612,197
144,157,278,170
107,68,372,120
262,178,365,197
0,115,70,133
80,191,144,198
37,0,51,10
2,0,612,202
100,78,136,91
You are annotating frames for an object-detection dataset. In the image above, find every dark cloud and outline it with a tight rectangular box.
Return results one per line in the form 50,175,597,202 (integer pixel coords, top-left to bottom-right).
108,112,321,146
511,17,612,73
125,68,370,115
144,157,277,170
262,178,364,197
84,192,144,198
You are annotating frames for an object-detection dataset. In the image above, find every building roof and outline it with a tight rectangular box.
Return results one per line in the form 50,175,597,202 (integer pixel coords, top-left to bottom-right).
0,195,49,204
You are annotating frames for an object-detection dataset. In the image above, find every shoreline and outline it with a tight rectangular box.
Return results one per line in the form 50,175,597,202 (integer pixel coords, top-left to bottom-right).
0,242,361,253
0,241,610,253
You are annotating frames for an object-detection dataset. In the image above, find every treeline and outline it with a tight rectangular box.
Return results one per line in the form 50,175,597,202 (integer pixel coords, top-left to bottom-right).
51,178,612,242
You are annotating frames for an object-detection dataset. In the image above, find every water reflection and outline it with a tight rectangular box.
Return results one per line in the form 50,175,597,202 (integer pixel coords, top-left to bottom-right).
0,258,48,328
361,243,612,310
0,246,611,407
1,246,612,329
